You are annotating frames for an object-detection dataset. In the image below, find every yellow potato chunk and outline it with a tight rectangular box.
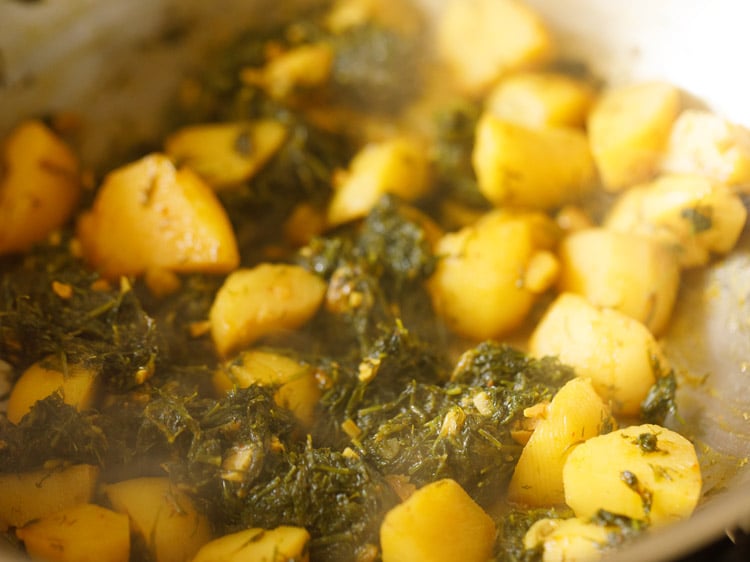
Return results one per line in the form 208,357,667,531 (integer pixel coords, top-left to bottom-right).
485,72,595,128
473,114,596,209
529,293,669,416
507,378,614,506
104,477,211,562
380,478,496,562
7,357,99,424
557,228,680,335
524,517,611,562
605,174,747,268
214,349,321,427
16,503,130,562
165,121,287,188
0,120,81,255
588,81,680,191
661,109,750,188
327,137,430,227
0,464,99,529
437,0,554,94
563,424,702,526
209,264,327,357
325,0,425,36
77,154,239,280
428,210,560,340
191,527,310,562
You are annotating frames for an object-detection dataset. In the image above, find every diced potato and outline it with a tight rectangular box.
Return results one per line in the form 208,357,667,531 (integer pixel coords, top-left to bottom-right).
604,174,747,268
240,44,334,100
473,114,596,209
507,378,614,506
588,82,680,191
165,121,287,188
326,137,430,227
485,72,595,128
209,263,327,357
661,109,750,188
524,517,611,562
7,357,99,424
77,154,239,280
428,210,560,341
191,527,310,562
563,424,702,526
214,349,321,427
529,293,669,416
104,477,211,562
436,0,554,94
557,228,680,335
0,464,99,529
16,503,130,562
0,120,81,255
380,478,496,562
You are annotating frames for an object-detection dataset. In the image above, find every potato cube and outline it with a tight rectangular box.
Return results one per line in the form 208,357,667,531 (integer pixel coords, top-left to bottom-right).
661,109,750,188
191,527,310,562
165,120,287,188
604,174,747,268
588,82,680,191
437,0,554,94
428,209,560,340
485,72,595,128
326,137,430,227
209,264,327,357
0,120,81,255
380,478,496,562
557,228,680,335
104,477,211,562
524,517,612,561
0,464,99,529
563,424,702,526
529,293,669,416
7,357,99,424
16,503,130,562
77,154,239,279
214,349,321,427
473,114,596,210
507,378,614,506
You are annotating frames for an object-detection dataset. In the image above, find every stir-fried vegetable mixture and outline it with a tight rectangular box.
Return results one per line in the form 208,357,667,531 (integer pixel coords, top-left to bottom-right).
3,0,750,560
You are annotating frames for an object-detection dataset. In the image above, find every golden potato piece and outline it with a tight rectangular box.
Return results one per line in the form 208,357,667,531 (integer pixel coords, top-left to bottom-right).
0,120,81,255
16,503,130,562
104,477,211,562
563,424,702,526
77,153,239,279
437,0,554,94
165,120,287,188
473,114,596,209
588,81,680,191
209,264,327,357
0,464,99,529
380,478,496,562
508,378,614,506
7,357,99,424
557,228,680,335
191,527,310,562
524,517,612,562
530,293,669,416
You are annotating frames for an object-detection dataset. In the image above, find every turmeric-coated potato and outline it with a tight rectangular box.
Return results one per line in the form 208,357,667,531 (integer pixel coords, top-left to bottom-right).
429,209,560,341
563,424,702,526
0,120,81,255
77,153,239,279
209,263,327,357
530,293,669,416
473,114,596,209
523,517,612,562
380,478,496,562
588,81,680,191
191,527,310,562
557,228,680,335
